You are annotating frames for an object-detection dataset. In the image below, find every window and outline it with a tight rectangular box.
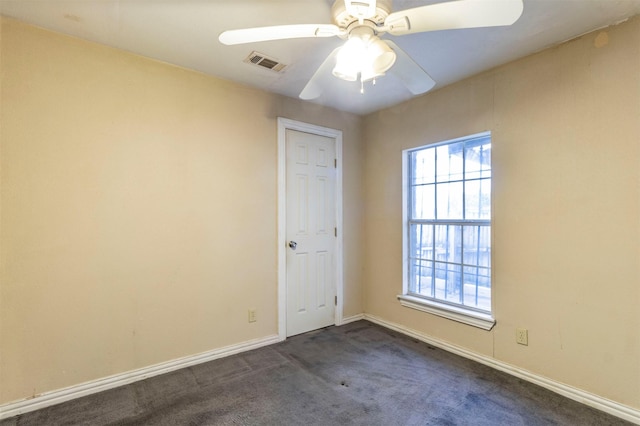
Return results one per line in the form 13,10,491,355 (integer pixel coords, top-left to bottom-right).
400,132,495,330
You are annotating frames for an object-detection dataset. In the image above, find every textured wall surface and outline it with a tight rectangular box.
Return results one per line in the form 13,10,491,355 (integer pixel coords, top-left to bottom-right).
0,17,363,404
362,16,640,410
2,12,639,415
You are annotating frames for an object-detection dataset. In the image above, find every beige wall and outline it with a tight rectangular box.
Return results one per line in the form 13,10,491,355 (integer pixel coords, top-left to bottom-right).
2,11,640,414
363,16,640,409
0,18,363,404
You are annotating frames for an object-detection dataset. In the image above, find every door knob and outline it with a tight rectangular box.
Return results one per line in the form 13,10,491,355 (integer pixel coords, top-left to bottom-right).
288,241,297,250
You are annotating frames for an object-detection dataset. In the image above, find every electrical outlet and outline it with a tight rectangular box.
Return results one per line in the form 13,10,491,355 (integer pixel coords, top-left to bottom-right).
248,309,257,323
516,328,528,346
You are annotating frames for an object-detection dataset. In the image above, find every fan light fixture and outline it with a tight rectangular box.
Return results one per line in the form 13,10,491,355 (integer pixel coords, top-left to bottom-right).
218,0,525,99
332,27,396,89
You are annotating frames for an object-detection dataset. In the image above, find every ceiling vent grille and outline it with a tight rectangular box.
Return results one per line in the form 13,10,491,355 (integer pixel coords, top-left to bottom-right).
244,51,287,73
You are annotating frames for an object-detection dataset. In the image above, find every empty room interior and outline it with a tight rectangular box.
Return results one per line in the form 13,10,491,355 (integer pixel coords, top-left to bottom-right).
1,0,640,424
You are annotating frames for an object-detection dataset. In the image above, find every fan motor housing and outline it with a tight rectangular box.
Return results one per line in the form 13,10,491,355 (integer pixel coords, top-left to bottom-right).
331,0,392,28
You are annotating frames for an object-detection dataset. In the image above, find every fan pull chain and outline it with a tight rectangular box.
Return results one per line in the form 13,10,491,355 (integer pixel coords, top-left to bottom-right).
359,78,377,95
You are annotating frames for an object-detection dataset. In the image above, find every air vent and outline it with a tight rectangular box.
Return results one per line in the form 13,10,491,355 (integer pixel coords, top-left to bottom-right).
244,51,287,73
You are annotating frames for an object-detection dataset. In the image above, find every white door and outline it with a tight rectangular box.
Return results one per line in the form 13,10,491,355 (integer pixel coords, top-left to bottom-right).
285,129,337,337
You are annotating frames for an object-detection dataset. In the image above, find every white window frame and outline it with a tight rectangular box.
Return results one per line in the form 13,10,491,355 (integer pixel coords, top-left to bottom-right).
399,132,496,330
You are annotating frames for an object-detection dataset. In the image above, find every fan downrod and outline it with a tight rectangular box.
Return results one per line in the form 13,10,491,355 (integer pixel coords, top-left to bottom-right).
331,0,392,33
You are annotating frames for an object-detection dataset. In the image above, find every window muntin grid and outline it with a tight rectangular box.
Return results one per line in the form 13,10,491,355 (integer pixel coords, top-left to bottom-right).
407,134,491,313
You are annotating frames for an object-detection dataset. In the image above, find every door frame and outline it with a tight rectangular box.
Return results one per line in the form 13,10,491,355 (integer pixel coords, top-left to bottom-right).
277,117,343,341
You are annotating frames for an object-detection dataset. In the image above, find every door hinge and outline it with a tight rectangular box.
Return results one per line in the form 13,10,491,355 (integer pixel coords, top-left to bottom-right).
334,227,337,237
334,158,337,168
334,295,337,306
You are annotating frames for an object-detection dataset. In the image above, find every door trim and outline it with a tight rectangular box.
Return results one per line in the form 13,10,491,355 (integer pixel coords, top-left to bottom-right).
277,117,343,341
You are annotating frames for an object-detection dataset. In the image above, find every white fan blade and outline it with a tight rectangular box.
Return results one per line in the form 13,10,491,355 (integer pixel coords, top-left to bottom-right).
385,40,435,95
300,48,341,100
385,0,524,36
219,24,341,45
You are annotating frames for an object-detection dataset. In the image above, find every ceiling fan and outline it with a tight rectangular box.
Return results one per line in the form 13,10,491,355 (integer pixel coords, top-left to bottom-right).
219,0,524,99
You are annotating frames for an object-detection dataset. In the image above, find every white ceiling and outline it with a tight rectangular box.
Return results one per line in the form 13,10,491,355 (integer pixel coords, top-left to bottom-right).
2,0,640,115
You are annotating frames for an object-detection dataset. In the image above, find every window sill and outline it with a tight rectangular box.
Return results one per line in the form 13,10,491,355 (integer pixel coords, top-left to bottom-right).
397,295,496,330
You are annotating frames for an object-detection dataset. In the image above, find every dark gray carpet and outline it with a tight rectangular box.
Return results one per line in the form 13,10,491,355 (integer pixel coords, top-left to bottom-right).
1,321,632,425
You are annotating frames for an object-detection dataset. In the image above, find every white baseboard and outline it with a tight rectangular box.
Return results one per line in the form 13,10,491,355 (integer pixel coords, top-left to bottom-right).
340,313,365,325
4,317,638,425
364,314,640,425
0,334,281,421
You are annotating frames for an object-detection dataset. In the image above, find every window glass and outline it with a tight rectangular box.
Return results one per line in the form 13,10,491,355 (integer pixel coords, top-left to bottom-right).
406,134,492,314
